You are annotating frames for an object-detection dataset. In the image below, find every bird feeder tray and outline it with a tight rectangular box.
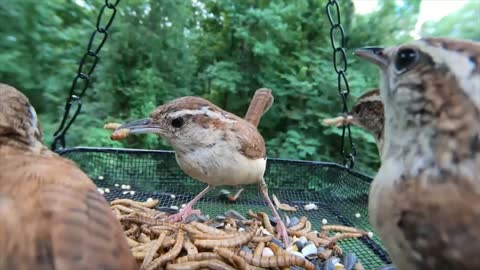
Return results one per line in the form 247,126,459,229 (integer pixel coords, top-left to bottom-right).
59,146,390,269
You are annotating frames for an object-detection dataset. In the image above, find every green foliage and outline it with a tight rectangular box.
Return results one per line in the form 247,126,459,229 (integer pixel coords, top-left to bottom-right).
0,0,472,176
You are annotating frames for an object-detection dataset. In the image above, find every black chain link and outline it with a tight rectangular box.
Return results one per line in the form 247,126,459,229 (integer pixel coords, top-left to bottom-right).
325,0,356,169
51,0,121,151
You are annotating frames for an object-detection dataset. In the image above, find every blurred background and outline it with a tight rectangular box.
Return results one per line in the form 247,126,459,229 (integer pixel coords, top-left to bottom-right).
0,0,478,176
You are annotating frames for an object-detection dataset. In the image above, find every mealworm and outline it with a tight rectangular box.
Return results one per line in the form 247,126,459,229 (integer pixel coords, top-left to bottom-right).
194,223,258,248
318,249,333,260
272,194,297,212
214,247,250,270
121,213,171,226
112,204,136,214
166,259,236,270
287,230,329,246
298,220,312,234
192,221,227,235
268,242,289,270
247,210,260,220
253,241,265,259
141,232,167,270
257,212,275,235
145,230,185,270
104,123,122,130
288,216,307,231
318,230,329,239
239,249,315,270
251,235,273,243
127,237,140,248
111,198,160,209
183,236,198,255
133,251,147,260
176,252,221,263
111,128,130,140
321,225,368,235
137,233,152,243
192,233,237,240
125,224,140,238
328,232,364,243
330,244,343,255
182,224,208,236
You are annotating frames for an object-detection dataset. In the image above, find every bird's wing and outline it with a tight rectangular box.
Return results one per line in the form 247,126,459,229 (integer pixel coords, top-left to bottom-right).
233,120,266,160
0,153,137,270
394,174,480,270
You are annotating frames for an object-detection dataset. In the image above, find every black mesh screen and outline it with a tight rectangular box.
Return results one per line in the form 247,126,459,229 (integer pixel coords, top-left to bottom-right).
59,147,391,270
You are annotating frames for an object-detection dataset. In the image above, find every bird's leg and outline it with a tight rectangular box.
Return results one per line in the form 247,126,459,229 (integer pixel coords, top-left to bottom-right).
259,179,290,246
168,185,213,222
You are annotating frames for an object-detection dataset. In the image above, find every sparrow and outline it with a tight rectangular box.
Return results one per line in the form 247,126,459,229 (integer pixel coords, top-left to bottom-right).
323,88,385,156
0,83,137,270
355,37,480,270
112,90,290,245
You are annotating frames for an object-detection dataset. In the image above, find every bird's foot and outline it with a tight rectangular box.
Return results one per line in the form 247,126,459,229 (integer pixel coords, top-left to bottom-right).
275,219,290,247
168,205,202,222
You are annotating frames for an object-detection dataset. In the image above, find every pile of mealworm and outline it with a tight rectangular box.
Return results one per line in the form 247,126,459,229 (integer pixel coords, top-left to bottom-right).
111,198,369,270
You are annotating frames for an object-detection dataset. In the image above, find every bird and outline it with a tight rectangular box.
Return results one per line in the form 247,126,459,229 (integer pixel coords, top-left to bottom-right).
111,89,290,245
322,88,385,157
355,37,480,270
221,88,274,202
0,83,137,270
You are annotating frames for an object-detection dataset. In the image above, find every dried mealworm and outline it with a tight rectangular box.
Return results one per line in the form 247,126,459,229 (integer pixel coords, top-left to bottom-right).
162,236,176,248
192,221,227,235
125,224,140,238
321,225,368,235
133,251,146,260
104,123,122,130
166,259,236,270
182,224,208,236
287,230,329,246
112,204,136,214
272,194,297,212
111,198,160,209
112,208,122,218
247,209,260,220
127,237,140,248
194,223,258,248
183,236,198,255
253,241,265,259
145,230,185,270
214,247,250,270
141,232,167,269
330,244,343,255
111,128,130,140
176,252,222,263
239,249,315,270
137,233,152,243
328,232,364,243
318,249,333,260
288,216,307,231
257,212,275,235
251,235,273,243
298,220,312,234
192,233,237,240
318,230,329,239
150,225,179,234
225,217,237,230
267,242,284,255
121,213,170,226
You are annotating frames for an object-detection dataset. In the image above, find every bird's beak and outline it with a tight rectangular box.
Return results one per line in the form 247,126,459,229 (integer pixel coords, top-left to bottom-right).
354,47,388,69
116,118,163,134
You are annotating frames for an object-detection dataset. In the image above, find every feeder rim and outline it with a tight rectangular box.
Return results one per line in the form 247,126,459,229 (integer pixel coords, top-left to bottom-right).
56,146,374,182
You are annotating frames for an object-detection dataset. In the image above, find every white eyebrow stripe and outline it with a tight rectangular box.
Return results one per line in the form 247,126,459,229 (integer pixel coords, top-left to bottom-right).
168,106,237,124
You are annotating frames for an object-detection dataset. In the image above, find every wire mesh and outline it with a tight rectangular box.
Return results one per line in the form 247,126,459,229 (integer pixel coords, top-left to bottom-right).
59,147,391,270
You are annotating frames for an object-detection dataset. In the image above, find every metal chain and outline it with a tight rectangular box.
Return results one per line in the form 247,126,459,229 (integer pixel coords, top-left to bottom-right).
325,0,356,169
51,0,121,151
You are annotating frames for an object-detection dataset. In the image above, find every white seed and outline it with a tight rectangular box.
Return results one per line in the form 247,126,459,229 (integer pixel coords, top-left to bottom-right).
368,231,374,238
170,205,179,210
121,184,127,189
97,188,105,195
114,183,119,187
129,191,135,195
355,213,361,218
262,247,274,257
170,194,176,199
322,218,328,225
104,188,110,193
304,203,318,211
238,227,245,232
98,175,104,180
122,191,130,195
125,185,131,190
147,198,154,202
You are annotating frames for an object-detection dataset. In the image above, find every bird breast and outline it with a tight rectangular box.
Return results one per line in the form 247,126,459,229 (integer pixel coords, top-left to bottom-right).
174,141,266,186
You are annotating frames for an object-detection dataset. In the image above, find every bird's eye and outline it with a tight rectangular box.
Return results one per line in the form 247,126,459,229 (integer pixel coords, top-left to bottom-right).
171,117,184,128
394,48,418,72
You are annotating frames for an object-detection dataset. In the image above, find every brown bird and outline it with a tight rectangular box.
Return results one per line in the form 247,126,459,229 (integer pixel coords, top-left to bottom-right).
356,37,480,270
112,89,290,245
323,88,385,157
0,84,137,270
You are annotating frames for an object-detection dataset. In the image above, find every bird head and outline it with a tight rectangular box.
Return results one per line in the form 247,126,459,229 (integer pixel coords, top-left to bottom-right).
115,96,241,153
0,84,43,148
355,38,480,144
